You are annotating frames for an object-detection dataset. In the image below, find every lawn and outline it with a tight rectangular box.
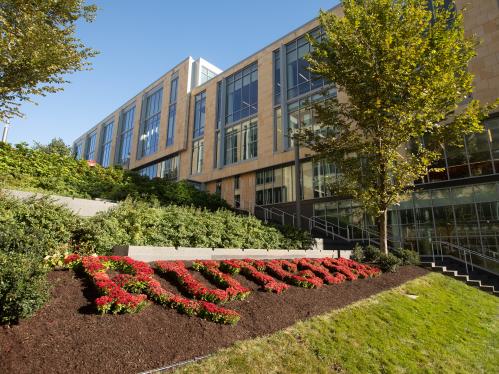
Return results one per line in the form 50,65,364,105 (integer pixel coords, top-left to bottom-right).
176,272,499,374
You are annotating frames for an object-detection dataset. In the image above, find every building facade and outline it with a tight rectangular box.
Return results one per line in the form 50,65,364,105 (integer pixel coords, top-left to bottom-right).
73,1,499,257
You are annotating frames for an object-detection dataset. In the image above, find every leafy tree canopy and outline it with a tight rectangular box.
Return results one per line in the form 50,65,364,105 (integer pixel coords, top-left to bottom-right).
33,137,71,157
0,0,98,122
296,0,498,252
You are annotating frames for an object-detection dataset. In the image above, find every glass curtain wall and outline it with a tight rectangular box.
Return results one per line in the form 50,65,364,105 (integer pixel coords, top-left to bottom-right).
84,131,97,161
138,88,163,158
73,143,83,160
99,121,114,167
418,117,499,184
117,106,135,165
314,182,499,255
167,76,178,146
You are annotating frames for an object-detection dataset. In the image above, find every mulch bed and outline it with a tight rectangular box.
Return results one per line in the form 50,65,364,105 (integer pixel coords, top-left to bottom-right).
0,264,428,374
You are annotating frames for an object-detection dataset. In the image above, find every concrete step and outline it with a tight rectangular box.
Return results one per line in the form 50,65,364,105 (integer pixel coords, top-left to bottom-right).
419,261,498,296
420,262,435,268
480,284,496,293
454,274,470,282
466,279,482,288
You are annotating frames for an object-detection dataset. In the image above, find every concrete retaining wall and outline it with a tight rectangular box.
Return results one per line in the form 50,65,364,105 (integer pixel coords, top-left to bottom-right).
3,189,117,217
113,245,352,262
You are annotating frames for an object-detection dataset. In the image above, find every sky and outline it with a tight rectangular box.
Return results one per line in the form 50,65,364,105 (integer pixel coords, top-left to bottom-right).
7,0,339,146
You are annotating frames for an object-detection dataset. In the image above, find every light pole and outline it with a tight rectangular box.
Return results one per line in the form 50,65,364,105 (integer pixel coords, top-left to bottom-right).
1,120,10,143
294,131,302,230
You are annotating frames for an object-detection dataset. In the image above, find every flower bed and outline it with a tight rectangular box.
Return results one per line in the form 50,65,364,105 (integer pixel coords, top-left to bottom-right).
220,260,289,294
64,255,380,325
155,261,232,304
191,260,251,300
65,255,150,314
296,258,346,284
65,255,240,324
262,260,324,289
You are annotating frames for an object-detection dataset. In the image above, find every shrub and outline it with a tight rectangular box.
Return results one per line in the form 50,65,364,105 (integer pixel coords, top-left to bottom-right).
351,243,365,262
393,248,420,265
0,193,83,258
0,251,50,325
377,253,401,273
363,245,381,263
78,199,313,254
0,142,228,211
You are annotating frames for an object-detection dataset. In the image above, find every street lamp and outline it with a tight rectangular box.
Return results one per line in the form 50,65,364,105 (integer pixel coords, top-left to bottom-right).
1,120,10,143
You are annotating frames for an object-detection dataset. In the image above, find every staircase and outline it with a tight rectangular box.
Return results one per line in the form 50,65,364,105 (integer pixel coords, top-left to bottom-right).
421,241,499,296
421,260,498,296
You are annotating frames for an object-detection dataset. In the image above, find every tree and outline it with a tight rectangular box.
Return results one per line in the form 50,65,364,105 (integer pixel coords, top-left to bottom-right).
296,0,498,253
33,138,71,157
0,0,98,122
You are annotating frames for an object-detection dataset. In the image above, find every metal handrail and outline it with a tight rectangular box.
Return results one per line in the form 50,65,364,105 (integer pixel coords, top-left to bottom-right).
305,215,350,242
432,239,499,275
254,204,296,227
310,215,383,246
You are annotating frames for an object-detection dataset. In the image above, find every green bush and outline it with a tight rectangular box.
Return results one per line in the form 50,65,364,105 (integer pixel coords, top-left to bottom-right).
0,142,228,211
363,245,381,262
351,243,365,262
377,252,402,273
0,193,82,258
79,199,313,254
0,251,50,325
393,248,420,265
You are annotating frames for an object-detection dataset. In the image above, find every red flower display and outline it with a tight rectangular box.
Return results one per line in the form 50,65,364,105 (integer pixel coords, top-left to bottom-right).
64,254,380,325
192,261,251,301
262,260,324,289
220,260,289,293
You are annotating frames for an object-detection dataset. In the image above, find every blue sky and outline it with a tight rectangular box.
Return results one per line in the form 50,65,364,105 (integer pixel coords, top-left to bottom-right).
7,0,339,146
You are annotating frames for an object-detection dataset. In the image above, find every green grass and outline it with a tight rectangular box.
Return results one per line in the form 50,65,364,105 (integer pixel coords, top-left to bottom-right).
176,273,499,374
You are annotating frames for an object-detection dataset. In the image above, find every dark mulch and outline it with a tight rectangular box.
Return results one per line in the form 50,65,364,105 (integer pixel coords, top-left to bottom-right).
0,265,428,374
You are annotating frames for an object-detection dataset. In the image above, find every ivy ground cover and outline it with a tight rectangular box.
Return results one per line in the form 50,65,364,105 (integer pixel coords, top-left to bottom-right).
65,255,380,325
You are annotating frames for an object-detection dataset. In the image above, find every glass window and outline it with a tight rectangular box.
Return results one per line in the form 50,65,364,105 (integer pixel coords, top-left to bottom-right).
486,117,499,173
445,142,469,179
158,154,179,180
138,88,163,158
85,131,97,161
117,106,135,165
100,121,114,167
193,91,206,138
255,164,296,205
286,92,336,148
215,180,222,196
285,28,326,99
138,164,158,179
274,107,283,152
273,49,281,104
73,142,83,160
200,66,217,84
216,81,222,130
225,62,258,125
224,118,257,165
167,76,179,146
191,139,204,174
466,130,493,176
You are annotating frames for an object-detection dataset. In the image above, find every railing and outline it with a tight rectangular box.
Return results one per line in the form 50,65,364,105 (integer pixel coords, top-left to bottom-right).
254,204,296,227
304,215,350,242
309,216,386,246
431,240,499,276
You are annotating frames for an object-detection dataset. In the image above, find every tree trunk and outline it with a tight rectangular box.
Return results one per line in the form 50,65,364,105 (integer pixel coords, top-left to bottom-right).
378,209,389,254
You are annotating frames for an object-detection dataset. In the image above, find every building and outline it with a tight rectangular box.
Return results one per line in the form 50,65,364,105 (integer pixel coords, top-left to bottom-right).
73,1,499,259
